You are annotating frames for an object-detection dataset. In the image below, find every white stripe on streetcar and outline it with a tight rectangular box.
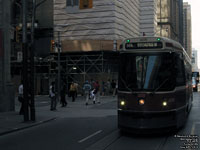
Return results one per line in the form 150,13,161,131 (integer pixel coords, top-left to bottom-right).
78,130,102,143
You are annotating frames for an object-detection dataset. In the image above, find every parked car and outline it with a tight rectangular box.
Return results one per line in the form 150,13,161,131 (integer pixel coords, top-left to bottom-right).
192,77,197,92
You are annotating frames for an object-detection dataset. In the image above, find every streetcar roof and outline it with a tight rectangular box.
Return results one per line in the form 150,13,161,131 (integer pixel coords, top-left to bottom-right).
123,36,183,50
120,36,191,63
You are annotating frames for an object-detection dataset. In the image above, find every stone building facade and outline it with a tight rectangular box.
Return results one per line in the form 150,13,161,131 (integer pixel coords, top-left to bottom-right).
54,0,183,52
183,2,192,57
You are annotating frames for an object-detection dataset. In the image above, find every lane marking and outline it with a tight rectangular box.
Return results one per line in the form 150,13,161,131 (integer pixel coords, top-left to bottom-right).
190,122,200,135
191,123,196,135
189,122,200,150
78,130,102,143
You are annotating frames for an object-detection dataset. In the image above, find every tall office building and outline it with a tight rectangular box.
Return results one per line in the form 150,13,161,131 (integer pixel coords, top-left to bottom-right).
54,0,146,52
140,0,157,36
183,2,192,58
192,49,198,72
156,0,183,44
54,0,184,52
0,0,14,112
11,0,54,95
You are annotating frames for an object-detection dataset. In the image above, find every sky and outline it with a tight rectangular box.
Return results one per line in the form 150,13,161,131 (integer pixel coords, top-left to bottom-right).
183,0,200,68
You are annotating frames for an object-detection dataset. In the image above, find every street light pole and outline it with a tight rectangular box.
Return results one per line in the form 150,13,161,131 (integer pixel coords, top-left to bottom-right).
57,31,61,104
29,0,47,121
22,0,29,122
54,24,68,104
30,0,36,121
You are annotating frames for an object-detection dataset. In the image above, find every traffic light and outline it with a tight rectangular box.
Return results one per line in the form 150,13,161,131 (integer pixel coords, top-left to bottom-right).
15,26,22,43
51,40,55,52
79,0,93,9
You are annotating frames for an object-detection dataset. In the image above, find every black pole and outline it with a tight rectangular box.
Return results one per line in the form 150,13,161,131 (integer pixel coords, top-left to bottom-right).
29,0,47,121
30,0,36,121
57,31,61,104
22,0,29,122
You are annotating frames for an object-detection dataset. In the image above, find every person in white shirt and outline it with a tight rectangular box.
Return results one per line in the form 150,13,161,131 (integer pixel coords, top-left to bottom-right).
83,80,92,105
18,83,24,115
49,82,57,111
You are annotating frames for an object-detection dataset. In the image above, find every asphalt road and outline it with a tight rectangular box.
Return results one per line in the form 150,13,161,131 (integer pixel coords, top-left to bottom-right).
0,116,117,150
1,93,200,150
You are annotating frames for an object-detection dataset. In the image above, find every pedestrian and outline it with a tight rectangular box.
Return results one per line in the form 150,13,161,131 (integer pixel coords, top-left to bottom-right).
111,80,116,97
18,82,24,115
104,81,107,96
93,81,100,104
90,88,95,100
49,81,57,111
69,82,76,102
115,81,118,95
101,81,105,96
83,80,92,105
60,84,67,107
74,82,78,98
89,79,95,99
106,79,111,95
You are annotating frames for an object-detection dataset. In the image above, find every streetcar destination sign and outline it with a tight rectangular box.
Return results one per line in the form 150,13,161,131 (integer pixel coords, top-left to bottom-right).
125,42,163,49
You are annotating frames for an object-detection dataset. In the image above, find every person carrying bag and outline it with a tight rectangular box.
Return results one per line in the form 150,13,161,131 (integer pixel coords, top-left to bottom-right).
69,82,76,102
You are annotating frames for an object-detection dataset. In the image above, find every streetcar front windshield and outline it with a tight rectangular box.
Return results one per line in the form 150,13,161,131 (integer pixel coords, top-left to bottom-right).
119,52,181,91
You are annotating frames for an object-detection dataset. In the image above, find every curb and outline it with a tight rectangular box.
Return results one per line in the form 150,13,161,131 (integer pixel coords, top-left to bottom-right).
0,117,57,136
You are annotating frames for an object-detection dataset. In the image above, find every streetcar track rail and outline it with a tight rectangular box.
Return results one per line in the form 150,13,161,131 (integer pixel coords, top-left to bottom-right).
156,136,169,150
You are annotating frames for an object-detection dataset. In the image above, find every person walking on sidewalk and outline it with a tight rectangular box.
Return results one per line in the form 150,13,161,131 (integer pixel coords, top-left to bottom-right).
83,80,92,105
101,81,105,96
89,79,95,99
61,84,67,107
74,82,78,98
18,83,24,115
111,80,116,97
106,79,111,95
49,82,57,111
69,82,76,102
93,81,100,104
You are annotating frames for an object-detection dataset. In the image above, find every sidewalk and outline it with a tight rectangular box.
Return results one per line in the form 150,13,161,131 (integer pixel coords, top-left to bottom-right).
0,95,117,136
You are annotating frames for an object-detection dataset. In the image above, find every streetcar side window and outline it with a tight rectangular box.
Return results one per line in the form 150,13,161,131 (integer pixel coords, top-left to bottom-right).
175,53,185,86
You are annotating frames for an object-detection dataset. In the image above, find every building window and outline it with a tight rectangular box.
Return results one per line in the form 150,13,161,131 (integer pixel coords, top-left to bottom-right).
67,0,72,6
66,0,92,13
80,0,93,9
66,0,79,13
192,57,195,64
66,0,79,7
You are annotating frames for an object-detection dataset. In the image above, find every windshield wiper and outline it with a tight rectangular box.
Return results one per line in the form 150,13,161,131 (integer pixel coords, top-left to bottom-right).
152,78,169,94
151,63,174,94
120,77,134,93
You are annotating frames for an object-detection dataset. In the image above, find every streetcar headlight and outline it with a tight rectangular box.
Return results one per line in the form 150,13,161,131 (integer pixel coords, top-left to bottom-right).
139,99,145,105
120,100,126,106
162,101,167,107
